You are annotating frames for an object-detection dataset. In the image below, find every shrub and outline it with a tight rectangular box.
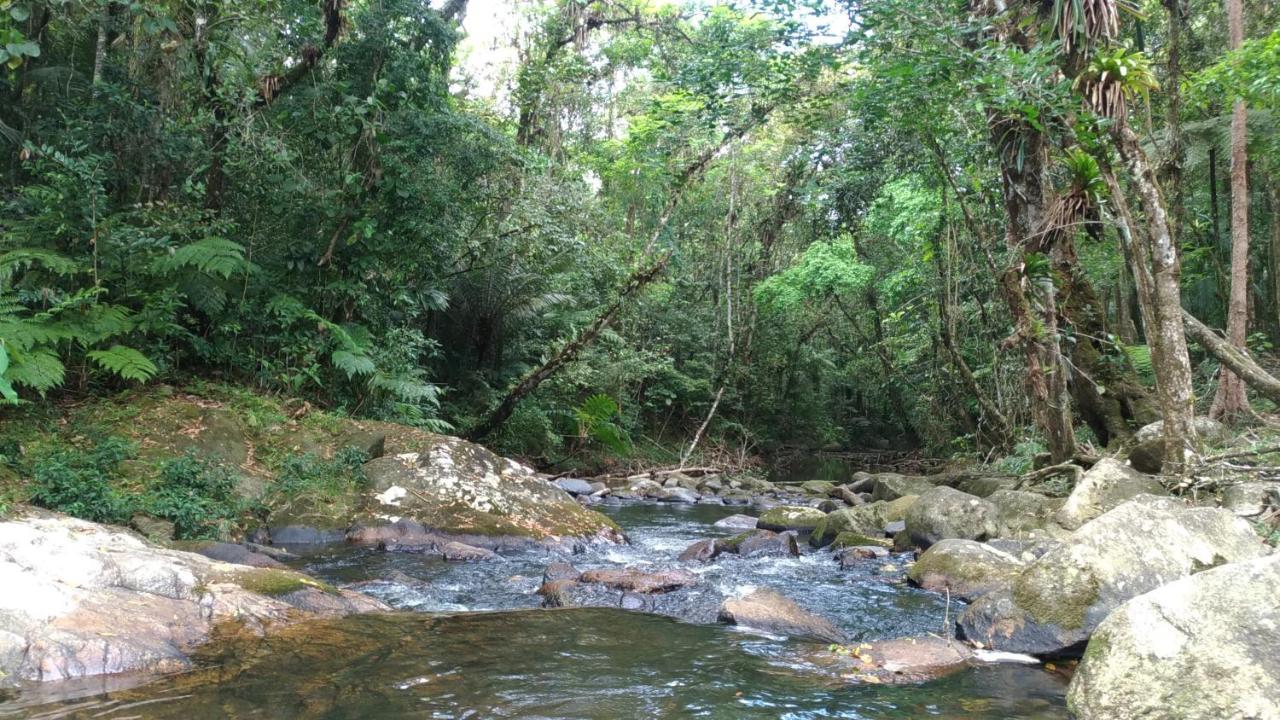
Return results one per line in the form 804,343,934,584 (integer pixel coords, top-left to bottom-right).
28,438,136,523
146,452,247,540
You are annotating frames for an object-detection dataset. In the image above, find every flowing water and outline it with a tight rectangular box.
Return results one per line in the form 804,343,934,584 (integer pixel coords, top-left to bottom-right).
0,503,1069,719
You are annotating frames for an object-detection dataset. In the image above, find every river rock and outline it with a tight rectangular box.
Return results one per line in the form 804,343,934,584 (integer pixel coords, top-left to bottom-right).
659,487,700,504
986,489,1064,535
0,509,386,687
837,546,890,566
906,539,1023,601
956,475,1020,498
809,504,889,548
1135,416,1230,445
870,473,934,501
1055,459,1166,530
359,438,623,544
717,588,845,643
1067,554,1280,720
959,496,1267,657
129,513,176,542
1126,438,1165,474
800,480,836,496
757,505,826,532
724,529,800,558
828,485,866,506
578,567,699,593
903,487,999,549
542,562,580,583
184,541,287,569
713,514,758,530
554,478,595,496
809,637,974,684
829,531,890,549
678,538,722,563
1220,482,1277,517
440,541,499,562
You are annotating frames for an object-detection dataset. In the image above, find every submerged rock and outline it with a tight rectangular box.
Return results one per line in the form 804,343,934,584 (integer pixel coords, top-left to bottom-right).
0,509,386,687
959,496,1266,657
578,567,700,594
757,505,826,532
808,637,975,685
903,487,999,549
1055,459,1166,531
717,588,845,644
678,538,722,563
906,539,1023,602
837,545,890,566
1068,554,1280,720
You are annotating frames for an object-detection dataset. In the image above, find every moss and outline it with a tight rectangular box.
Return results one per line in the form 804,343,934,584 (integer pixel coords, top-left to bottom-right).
1012,566,1101,630
830,532,890,549
223,567,338,597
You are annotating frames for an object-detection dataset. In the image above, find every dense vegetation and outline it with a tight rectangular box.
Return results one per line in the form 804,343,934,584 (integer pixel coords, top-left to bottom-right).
1,0,1278,474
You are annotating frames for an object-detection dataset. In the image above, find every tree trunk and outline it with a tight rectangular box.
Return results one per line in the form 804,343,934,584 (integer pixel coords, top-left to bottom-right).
1111,127,1200,471
1272,187,1280,340
1209,0,1251,420
1184,311,1280,406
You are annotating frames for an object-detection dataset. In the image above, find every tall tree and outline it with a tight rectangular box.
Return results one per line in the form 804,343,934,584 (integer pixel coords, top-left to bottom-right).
1209,0,1251,419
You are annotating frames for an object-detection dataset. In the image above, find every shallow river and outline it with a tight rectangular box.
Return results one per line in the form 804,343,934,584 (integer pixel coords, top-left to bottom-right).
0,504,1068,719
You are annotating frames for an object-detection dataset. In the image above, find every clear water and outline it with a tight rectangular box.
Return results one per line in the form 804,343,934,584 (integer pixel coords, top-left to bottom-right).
0,503,1069,719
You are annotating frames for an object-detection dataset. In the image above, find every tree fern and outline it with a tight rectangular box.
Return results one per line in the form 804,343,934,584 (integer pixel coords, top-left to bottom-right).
153,237,250,279
87,345,158,382
332,350,376,378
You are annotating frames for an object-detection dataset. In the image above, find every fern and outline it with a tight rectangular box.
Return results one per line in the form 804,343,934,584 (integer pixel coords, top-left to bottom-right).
1120,343,1155,384
574,393,632,454
153,237,249,279
0,249,78,284
87,345,157,382
5,348,65,392
332,350,376,378
370,371,441,403
0,344,17,404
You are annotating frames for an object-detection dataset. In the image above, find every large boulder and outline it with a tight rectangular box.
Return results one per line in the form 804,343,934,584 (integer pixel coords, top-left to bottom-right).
0,510,385,687
870,474,934,502
907,539,1025,602
717,588,845,644
1067,554,1280,720
956,475,1020,498
1056,459,1166,530
1220,482,1277,517
959,496,1267,657
757,505,826,532
358,438,623,544
808,504,890,548
903,487,999,549
1135,416,1230,445
986,489,1065,536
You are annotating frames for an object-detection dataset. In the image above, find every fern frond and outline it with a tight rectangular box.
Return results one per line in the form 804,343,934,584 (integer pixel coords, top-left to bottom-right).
87,345,157,383
0,249,79,284
153,237,249,279
370,372,441,404
332,350,376,378
6,348,65,392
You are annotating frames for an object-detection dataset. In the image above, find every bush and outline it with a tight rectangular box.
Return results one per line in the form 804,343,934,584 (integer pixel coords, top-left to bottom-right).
29,438,136,524
146,452,247,540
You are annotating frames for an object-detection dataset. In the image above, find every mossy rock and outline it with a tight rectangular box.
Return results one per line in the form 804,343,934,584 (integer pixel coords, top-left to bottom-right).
907,539,1023,601
757,505,826,532
809,504,890,548
800,480,835,496
215,566,338,597
829,531,891,549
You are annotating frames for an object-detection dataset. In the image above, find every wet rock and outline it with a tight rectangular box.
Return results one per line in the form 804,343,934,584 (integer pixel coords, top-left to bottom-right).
542,562,580,583
757,505,826,532
881,495,919,522
731,474,777,493
578,567,700,593
360,439,624,543
985,537,1059,563
720,491,753,506
0,510,386,687
986,489,1064,535
696,496,725,506
837,546,890,566
1135,416,1230,445
698,477,723,494
1055,458,1166,531
1220,482,1277,517
906,539,1023,601
870,474,934,502
847,471,875,492
718,529,800,558
903,487,999,549
809,504,890,548
185,541,287,569
269,525,347,545
828,485,866,506
717,588,846,644
959,496,1267,657
659,487,700,504
883,520,906,535
809,637,974,684
1066,554,1280,720
816,499,842,513
440,541,499,562
678,538,722,563
554,478,595,496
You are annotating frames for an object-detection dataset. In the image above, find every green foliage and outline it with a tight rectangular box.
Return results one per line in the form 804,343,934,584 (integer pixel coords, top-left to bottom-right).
28,438,136,524
146,453,245,540
574,393,632,455
754,237,875,314
993,439,1047,476
87,346,158,383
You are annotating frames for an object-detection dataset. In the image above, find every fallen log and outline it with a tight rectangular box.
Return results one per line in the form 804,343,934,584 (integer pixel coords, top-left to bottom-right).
1184,310,1280,406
